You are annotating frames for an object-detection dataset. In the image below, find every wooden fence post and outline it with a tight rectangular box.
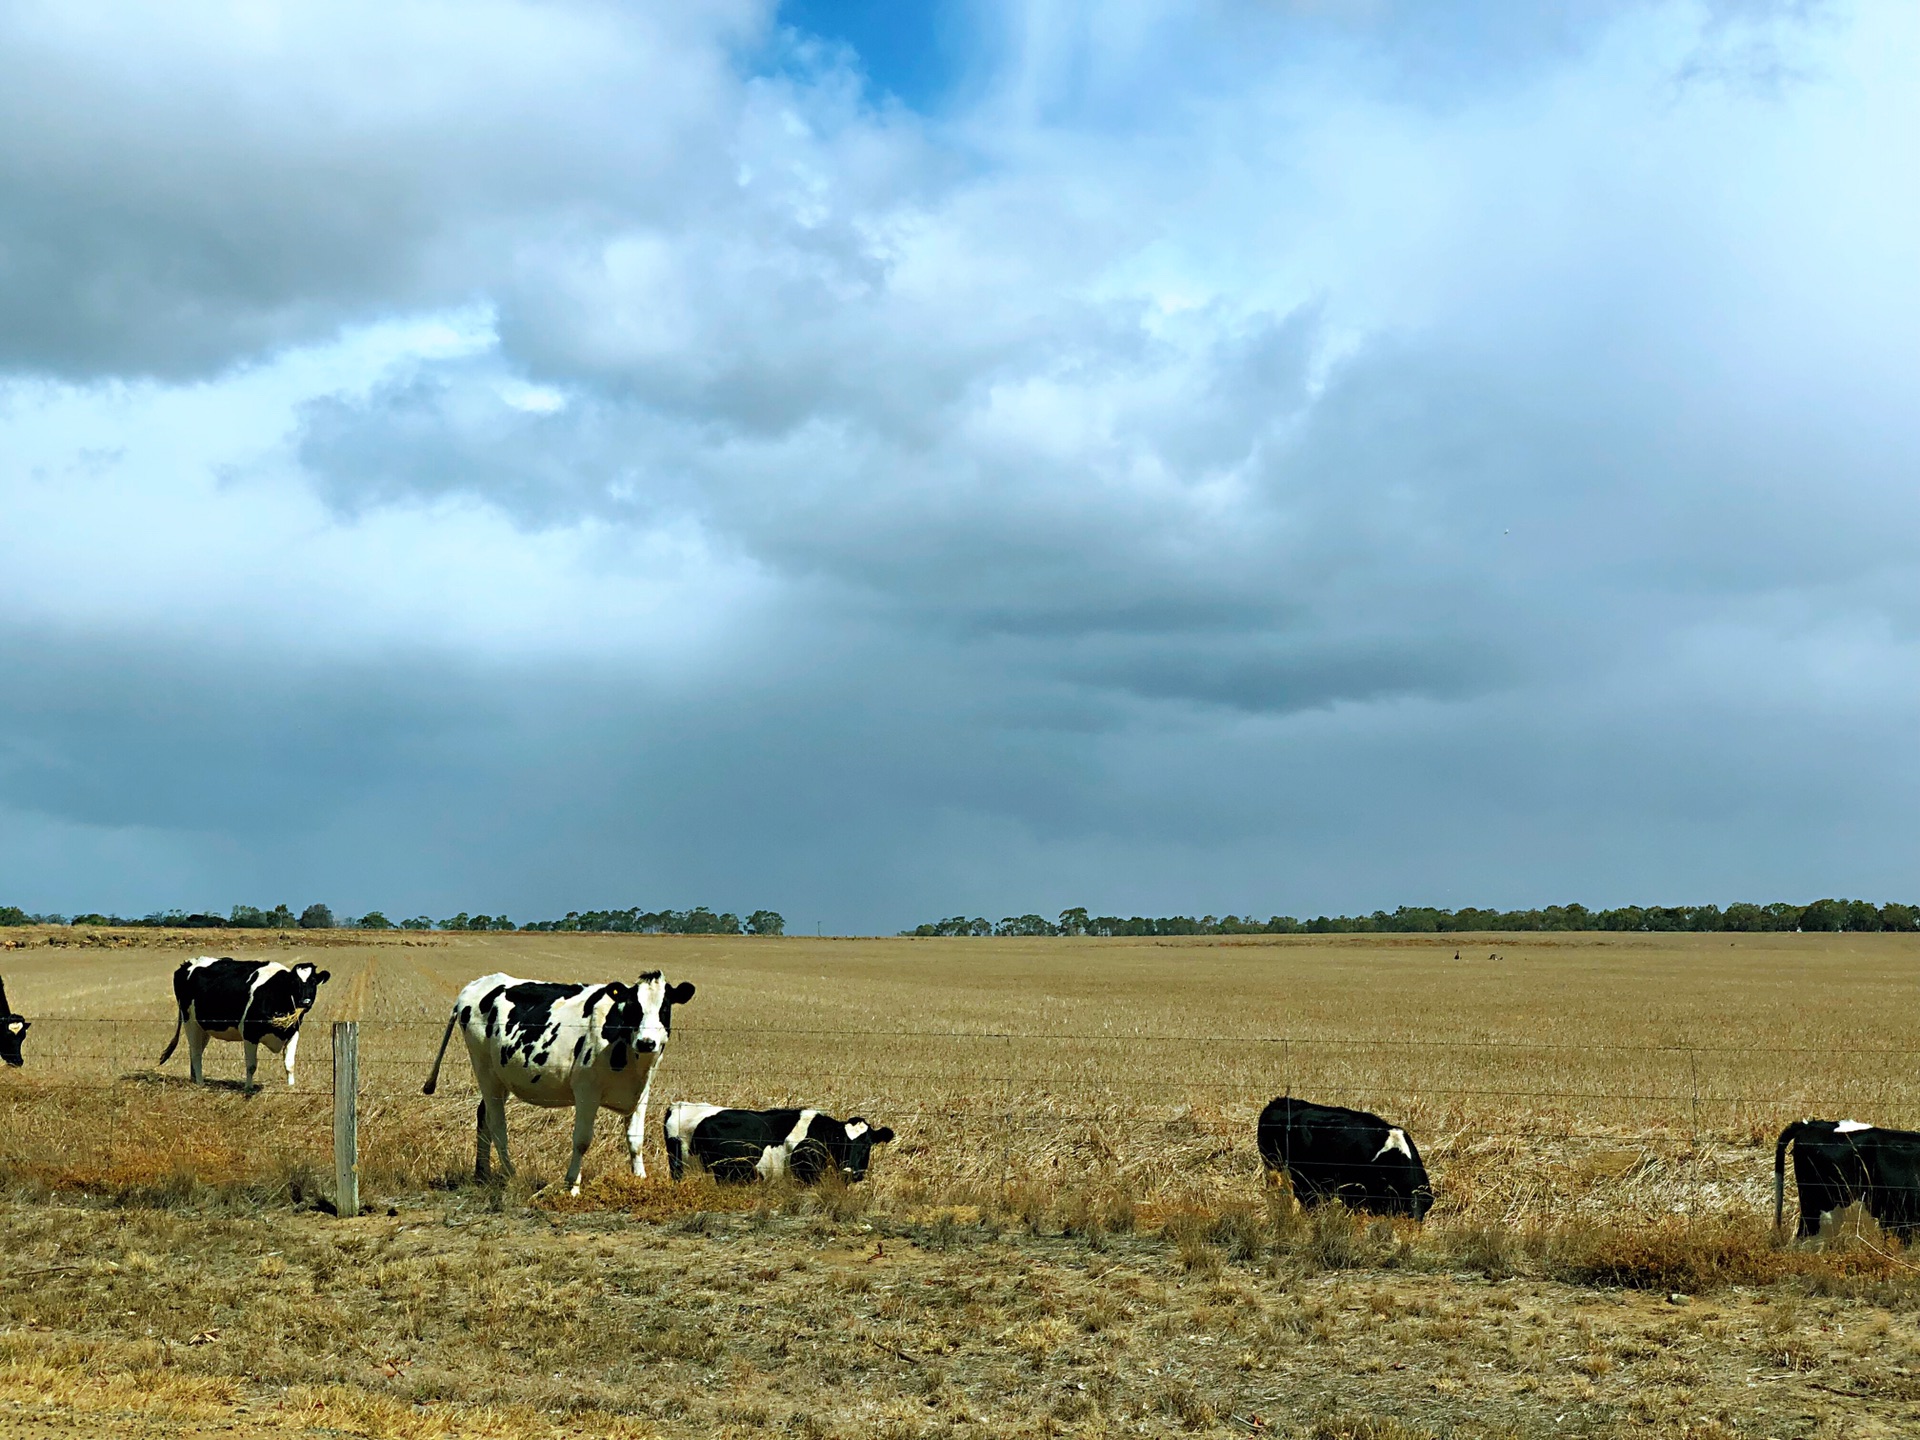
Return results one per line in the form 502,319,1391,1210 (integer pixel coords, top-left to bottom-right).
333,1021,360,1218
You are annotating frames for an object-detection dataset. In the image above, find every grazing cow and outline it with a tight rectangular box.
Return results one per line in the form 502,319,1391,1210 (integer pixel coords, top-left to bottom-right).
0,977,28,1067
422,971,694,1195
1774,1118,1920,1241
1257,1096,1434,1219
663,1103,894,1186
157,957,331,1088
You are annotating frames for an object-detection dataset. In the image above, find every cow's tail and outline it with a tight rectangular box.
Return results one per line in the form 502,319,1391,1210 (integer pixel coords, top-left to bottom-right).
155,966,189,1065
421,1002,461,1095
1774,1121,1803,1232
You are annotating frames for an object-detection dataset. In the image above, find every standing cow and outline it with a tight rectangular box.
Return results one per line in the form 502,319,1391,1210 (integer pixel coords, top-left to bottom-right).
0,977,29,1067
1257,1096,1435,1218
664,1103,894,1185
1775,1118,1920,1241
157,957,331,1088
422,970,694,1195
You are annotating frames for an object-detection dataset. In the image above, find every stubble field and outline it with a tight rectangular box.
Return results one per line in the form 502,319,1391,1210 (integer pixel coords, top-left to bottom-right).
0,929,1918,1437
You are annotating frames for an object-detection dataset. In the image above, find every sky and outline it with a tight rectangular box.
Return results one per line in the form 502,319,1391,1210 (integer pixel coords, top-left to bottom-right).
1,1,1917,932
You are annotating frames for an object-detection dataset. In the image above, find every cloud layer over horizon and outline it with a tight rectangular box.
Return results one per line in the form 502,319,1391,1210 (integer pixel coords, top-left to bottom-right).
2,0,1917,930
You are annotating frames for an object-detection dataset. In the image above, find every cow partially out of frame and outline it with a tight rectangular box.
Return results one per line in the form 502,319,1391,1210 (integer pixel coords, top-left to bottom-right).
0,977,28,1067
157,957,331,1089
422,970,695,1195
1257,1096,1434,1219
1775,1118,1920,1242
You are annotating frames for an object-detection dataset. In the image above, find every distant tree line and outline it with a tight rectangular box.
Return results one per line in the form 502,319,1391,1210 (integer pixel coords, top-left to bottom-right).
0,901,784,935
910,900,1920,937
515,907,785,936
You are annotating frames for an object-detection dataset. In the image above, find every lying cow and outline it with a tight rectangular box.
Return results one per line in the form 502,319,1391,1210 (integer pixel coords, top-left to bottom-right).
664,1103,894,1185
0,976,28,1067
1256,1096,1434,1219
157,957,331,1088
422,970,694,1195
1775,1118,1920,1241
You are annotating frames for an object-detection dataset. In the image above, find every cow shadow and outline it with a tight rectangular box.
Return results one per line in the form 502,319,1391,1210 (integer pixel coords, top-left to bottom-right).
117,1071,265,1095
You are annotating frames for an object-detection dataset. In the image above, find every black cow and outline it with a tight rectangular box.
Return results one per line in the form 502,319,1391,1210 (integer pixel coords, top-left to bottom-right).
157,956,331,1089
0,976,28,1067
1775,1118,1920,1241
663,1103,895,1185
1256,1096,1434,1219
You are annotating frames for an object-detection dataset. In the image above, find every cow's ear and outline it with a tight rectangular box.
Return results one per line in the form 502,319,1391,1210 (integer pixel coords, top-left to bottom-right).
869,1127,894,1145
315,971,331,984
667,981,696,1005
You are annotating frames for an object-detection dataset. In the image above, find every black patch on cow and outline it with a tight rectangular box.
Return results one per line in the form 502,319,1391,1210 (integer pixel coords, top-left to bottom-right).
685,1108,804,1183
1777,1120,1920,1241
496,982,581,1060
479,985,507,1037
596,983,641,1072
1257,1096,1434,1219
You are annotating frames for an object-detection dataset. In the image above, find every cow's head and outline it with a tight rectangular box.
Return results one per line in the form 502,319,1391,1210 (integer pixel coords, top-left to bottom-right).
0,978,27,1067
836,1117,894,1183
1376,1129,1434,1220
0,1014,27,1068
601,973,696,1071
289,964,331,1015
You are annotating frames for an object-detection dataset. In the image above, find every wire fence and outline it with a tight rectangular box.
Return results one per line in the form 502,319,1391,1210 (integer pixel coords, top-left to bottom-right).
1,1019,1910,1222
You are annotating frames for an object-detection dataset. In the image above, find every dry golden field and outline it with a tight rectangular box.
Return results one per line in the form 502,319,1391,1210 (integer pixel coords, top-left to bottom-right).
1,928,1919,1437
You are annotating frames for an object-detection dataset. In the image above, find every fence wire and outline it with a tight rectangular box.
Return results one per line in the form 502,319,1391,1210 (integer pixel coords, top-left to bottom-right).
2,1019,1912,1217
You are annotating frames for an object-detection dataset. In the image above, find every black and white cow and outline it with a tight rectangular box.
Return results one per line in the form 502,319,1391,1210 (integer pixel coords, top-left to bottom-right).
663,1103,895,1185
422,970,694,1195
1256,1096,1434,1219
0,976,29,1067
1775,1118,1920,1241
157,957,331,1088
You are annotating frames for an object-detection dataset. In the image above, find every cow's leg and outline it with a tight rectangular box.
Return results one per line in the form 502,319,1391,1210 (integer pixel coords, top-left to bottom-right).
627,1068,656,1179
186,1023,208,1085
625,1105,649,1179
566,1098,599,1196
242,1040,260,1091
474,1099,492,1181
282,1030,300,1087
477,1090,512,1182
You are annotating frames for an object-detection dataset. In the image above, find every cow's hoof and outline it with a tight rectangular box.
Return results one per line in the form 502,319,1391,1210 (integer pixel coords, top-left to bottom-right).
569,1184,582,1198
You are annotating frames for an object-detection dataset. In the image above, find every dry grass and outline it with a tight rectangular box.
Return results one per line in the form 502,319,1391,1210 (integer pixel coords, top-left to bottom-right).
4,929,1920,1435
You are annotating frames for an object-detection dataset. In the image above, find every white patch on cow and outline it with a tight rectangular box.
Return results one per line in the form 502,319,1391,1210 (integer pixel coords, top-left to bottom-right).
758,1109,819,1180
5,1021,21,1034
666,1101,725,1149
1836,1119,1871,1133
844,1120,869,1140
245,964,280,1007
1373,1129,1413,1161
